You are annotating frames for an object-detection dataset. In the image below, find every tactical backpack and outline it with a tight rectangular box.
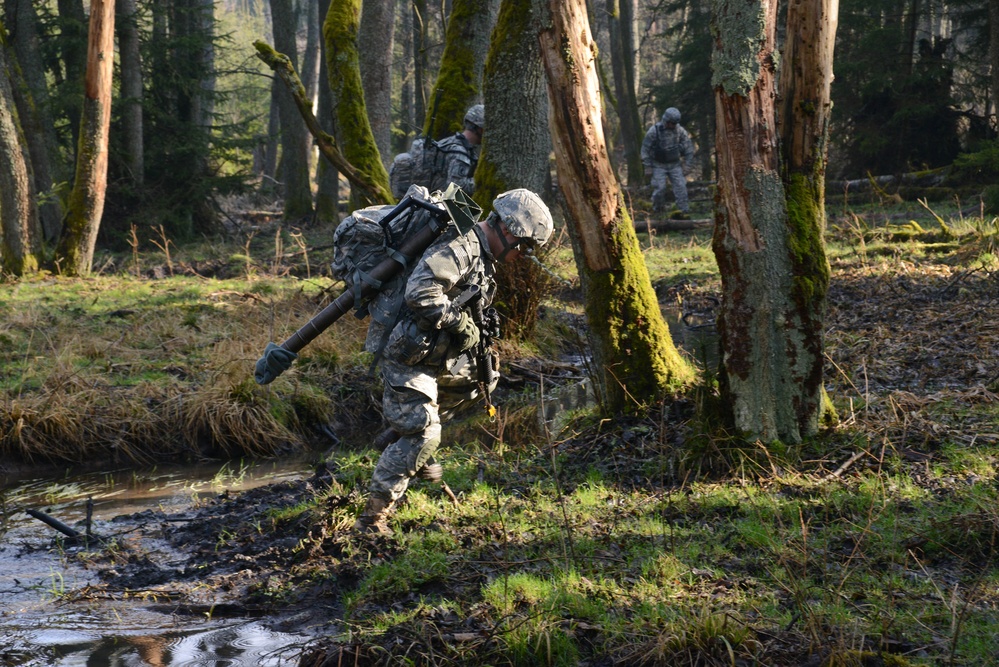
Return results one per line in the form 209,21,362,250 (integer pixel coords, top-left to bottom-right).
331,184,435,305
653,124,681,163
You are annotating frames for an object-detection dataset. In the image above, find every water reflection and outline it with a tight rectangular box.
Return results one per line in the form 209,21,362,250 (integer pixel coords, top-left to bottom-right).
0,458,314,667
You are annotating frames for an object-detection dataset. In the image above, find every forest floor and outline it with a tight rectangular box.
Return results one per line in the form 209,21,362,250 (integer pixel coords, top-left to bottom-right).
4,195,999,666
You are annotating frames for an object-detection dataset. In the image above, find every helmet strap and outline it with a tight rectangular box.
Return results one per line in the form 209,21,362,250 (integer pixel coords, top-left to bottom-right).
489,213,520,262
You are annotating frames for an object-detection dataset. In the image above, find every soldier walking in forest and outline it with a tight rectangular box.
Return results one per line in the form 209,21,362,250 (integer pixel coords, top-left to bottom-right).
641,107,695,219
425,104,484,195
354,189,553,535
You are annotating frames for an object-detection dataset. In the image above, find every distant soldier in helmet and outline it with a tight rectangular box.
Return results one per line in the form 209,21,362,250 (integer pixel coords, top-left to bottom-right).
641,107,695,219
354,188,554,535
426,104,485,194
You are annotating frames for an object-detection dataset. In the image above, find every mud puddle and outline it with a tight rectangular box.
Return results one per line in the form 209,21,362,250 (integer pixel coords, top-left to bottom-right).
0,457,316,666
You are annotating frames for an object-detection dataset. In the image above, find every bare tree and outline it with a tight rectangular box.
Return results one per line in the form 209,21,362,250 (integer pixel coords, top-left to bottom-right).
539,0,693,412
424,0,498,138
475,0,551,338
117,0,144,186
271,0,314,219
0,31,42,275
5,0,65,240
55,0,115,276
607,0,643,184
359,0,396,163
711,0,838,443
324,0,391,209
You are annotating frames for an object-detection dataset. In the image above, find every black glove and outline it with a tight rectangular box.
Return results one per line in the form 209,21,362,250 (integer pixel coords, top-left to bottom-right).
255,342,298,384
446,312,480,352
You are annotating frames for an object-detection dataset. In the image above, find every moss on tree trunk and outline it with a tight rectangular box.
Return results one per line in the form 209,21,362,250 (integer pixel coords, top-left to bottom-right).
424,0,495,139
56,0,114,277
324,0,390,211
541,0,693,412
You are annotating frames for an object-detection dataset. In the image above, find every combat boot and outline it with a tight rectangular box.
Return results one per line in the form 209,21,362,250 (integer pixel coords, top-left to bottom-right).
353,496,395,535
416,457,443,484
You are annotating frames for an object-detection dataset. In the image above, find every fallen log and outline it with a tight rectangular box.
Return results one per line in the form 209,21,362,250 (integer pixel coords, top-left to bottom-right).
636,217,713,233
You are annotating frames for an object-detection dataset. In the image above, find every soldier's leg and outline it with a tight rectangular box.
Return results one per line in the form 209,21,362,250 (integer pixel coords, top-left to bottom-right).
650,165,669,212
356,361,441,534
665,163,689,213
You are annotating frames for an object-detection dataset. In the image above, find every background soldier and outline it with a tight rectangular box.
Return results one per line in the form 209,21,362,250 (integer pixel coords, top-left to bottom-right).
641,107,695,219
355,189,554,535
427,104,484,195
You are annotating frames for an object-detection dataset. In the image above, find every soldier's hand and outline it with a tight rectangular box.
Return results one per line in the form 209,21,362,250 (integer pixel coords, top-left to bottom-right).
446,312,480,352
255,342,298,384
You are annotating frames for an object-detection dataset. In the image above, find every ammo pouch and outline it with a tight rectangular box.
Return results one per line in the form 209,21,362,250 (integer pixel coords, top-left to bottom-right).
654,143,680,163
384,318,451,367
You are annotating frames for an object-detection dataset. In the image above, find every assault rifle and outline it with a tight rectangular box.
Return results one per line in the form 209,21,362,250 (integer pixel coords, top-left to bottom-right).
255,184,482,385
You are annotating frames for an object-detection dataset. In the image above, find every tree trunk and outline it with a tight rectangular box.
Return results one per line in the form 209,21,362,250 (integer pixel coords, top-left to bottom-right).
0,36,42,275
607,0,643,185
192,0,216,131
359,0,396,165
991,0,999,118
301,0,321,104
539,0,693,412
424,0,498,139
5,0,65,241
271,0,314,219
55,0,115,277
263,76,280,180
711,0,822,444
116,0,144,186
324,0,391,210
400,0,414,149
777,0,838,434
315,0,340,223
475,0,551,339
412,0,427,128
57,0,87,161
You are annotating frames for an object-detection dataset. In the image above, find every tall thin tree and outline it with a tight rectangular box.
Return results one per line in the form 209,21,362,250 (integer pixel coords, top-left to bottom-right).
539,0,693,411
55,0,115,276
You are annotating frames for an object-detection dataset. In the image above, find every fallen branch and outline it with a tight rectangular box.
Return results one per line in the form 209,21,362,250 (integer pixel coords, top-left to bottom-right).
25,508,83,539
253,41,393,207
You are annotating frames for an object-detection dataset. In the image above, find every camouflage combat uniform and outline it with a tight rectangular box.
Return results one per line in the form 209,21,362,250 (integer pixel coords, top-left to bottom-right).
641,119,694,213
427,132,479,195
367,223,498,504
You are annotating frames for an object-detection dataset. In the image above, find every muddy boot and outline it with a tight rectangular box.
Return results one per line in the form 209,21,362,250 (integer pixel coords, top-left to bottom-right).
416,457,443,484
353,496,395,535
372,428,400,451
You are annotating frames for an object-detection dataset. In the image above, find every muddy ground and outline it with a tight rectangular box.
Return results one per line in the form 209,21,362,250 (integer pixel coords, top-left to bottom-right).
26,249,999,666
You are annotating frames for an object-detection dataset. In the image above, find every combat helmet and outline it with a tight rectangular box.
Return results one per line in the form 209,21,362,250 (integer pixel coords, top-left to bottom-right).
662,107,681,124
464,104,485,130
491,189,553,260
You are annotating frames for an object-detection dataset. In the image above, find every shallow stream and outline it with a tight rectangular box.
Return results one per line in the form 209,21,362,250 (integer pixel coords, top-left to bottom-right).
0,457,315,666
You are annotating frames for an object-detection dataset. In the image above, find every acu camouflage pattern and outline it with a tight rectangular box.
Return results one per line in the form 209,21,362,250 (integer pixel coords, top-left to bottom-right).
641,120,695,213
369,224,498,502
427,133,479,195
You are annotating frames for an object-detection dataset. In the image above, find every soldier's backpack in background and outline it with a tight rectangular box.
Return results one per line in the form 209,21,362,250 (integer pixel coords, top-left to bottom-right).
389,138,438,199
652,124,680,163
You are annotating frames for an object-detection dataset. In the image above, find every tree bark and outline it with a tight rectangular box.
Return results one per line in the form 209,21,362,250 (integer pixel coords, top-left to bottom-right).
539,0,693,412
991,0,999,118
607,0,643,184
475,0,550,339
324,0,392,210
0,33,42,275
711,0,826,444
57,0,87,160
359,0,396,165
424,0,498,139
116,0,144,186
315,0,340,223
55,0,115,277
5,0,65,241
255,40,392,205
270,0,314,219
777,0,838,434
412,0,427,128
